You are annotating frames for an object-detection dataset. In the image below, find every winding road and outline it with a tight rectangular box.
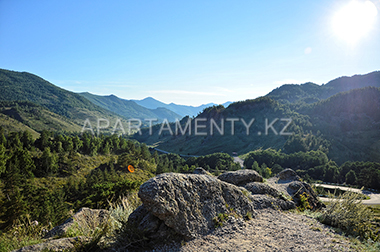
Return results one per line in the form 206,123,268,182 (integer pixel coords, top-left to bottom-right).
314,183,380,205
233,156,245,168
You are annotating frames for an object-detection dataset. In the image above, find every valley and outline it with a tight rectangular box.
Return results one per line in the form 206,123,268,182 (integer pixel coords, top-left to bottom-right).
1,68,380,251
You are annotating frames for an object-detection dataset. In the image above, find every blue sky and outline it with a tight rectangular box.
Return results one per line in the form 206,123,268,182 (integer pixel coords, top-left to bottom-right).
1,0,379,106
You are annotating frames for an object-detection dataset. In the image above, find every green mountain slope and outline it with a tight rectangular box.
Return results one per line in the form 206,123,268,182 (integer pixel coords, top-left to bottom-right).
0,113,40,138
134,85,380,164
134,97,306,155
0,69,129,133
0,101,82,134
301,87,380,163
79,92,181,122
266,71,380,104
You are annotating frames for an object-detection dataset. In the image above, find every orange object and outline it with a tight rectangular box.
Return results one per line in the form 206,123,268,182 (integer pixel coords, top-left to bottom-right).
127,165,135,173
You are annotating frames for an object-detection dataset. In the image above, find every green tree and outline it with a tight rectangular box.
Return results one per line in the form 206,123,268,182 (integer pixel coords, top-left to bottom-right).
0,128,7,146
271,164,283,174
36,130,51,150
63,136,74,152
40,147,58,176
72,135,83,152
21,130,34,150
0,144,6,176
7,132,22,149
345,170,357,185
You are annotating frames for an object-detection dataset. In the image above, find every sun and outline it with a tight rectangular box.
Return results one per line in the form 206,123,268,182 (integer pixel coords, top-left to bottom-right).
332,0,378,45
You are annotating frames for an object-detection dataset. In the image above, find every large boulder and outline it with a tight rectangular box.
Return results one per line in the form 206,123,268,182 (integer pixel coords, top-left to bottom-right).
277,168,301,182
244,182,296,210
193,167,212,176
44,207,109,238
288,181,325,210
217,169,263,186
128,205,177,242
267,169,324,210
244,182,283,199
249,194,296,210
138,173,257,239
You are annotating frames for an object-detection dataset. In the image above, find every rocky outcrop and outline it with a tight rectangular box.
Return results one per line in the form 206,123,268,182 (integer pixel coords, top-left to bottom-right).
250,195,296,210
137,173,257,239
277,168,301,182
244,182,283,199
193,167,212,176
44,207,109,238
288,181,325,209
217,169,263,186
267,169,325,210
13,237,91,252
244,182,296,210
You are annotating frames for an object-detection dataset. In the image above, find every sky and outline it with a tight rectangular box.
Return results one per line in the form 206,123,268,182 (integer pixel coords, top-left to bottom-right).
0,0,379,106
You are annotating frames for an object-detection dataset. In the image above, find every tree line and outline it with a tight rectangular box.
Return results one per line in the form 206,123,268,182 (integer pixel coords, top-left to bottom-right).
244,148,380,189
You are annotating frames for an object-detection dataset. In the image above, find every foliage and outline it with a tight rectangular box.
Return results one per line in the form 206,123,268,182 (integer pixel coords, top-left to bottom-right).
0,69,127,128
318,191,378,241
0,216,50,252
297,192,312,212
155,152,240,175
213,212,230,228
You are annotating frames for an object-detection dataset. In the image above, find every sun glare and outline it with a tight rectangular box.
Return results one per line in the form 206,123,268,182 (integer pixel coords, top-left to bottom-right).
332,0,378,45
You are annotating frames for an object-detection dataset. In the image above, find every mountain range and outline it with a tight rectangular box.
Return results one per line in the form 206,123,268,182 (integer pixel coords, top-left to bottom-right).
1,67,380,165
133,96,232,117
79,92,181,123
134,71,380,165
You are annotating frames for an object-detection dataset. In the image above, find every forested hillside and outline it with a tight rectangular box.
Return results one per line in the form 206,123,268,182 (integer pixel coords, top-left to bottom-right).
0,69,129,131
0,101,82,134
267,71,380,104
135,86,380,165
0,126,241,233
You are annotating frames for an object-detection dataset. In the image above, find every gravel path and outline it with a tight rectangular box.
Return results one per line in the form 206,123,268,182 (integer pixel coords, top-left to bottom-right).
152,209,353,252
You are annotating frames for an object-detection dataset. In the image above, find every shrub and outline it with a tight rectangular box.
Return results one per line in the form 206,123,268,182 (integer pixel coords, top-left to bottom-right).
297,192,312,212
318,191,378,241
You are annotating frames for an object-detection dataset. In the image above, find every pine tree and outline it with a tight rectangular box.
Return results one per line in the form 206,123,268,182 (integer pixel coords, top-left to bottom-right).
40,147,58,176
0,128,6,147
345,170,357,185
0,144,6,176
21,130,34,150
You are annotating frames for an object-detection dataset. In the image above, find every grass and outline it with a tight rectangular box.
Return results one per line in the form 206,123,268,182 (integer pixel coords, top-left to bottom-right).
317,191,377,240
0,216,51,252
0,193,143,252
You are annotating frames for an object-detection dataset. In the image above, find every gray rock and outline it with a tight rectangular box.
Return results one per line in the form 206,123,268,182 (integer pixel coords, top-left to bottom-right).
243,182,296,210
217,169,263,186
193,167,212,176
277,168,301,182
288,181,325,210
267,169,324,210
128,204,177,242
244,182,283,199
13,236,91,252
44,207,109,238
250,195,296,210
138,173,257,239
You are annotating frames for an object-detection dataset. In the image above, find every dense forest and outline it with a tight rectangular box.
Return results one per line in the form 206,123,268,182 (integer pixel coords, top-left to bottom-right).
0,127,241,231
135,86,380,165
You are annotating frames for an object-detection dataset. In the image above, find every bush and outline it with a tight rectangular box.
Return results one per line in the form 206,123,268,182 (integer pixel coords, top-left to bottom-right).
318,191,378,241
